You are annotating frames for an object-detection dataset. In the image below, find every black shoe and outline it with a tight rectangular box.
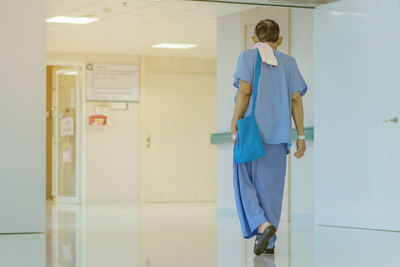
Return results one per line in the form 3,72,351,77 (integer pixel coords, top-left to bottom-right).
262,246,275,255
253,225,277,256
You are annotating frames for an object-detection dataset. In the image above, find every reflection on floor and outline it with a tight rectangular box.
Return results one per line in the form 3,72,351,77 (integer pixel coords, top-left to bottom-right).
1,202,400,267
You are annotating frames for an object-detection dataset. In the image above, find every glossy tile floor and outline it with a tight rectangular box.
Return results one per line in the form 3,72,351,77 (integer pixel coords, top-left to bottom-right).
1,202,399,267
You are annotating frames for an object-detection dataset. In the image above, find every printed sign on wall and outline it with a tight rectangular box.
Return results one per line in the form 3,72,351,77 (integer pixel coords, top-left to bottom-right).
86,64,139,102
61,117,74,137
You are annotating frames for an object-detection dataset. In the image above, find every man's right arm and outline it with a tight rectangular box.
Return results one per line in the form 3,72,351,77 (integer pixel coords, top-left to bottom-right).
231,79,252,144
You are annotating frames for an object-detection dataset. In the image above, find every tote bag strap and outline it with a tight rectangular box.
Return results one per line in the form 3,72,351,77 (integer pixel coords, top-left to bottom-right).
251,50,262,115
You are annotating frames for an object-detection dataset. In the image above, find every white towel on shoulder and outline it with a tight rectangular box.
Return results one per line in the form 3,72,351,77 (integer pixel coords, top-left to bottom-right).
253,42,278,66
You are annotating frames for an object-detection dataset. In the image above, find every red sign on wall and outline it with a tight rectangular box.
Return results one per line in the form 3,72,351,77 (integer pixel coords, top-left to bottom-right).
89,114,108,126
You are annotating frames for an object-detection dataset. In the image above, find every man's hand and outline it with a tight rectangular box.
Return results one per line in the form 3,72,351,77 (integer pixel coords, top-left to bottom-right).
231,121,238,144
294,139,306,158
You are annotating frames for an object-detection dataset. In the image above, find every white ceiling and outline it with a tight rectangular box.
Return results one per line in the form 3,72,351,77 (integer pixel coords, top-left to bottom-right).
46,0,257,58
202,0,337,8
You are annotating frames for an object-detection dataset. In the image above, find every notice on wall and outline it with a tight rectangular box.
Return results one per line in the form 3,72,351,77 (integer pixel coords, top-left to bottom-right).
86,64,139,102
62,143,72,163
61,117,74,137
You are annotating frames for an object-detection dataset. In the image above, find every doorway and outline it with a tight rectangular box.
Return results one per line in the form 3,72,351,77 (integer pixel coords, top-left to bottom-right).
46,65,84,203
141,58,217,203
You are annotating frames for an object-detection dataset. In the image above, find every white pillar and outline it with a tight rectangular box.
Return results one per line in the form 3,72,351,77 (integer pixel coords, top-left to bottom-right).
0,0,46,233
216,13,243,214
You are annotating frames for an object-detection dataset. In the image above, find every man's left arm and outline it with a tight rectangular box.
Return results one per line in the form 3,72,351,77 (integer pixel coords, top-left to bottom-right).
292,91,306,158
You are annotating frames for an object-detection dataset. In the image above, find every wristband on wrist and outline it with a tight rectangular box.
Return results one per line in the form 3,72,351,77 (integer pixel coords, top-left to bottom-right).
297,135,305,140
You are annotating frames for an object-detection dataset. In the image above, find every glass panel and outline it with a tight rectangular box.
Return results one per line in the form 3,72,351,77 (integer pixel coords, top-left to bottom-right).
57,72,77,198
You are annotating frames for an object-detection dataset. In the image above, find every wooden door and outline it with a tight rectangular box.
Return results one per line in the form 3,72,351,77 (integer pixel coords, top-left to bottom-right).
144,72,217,202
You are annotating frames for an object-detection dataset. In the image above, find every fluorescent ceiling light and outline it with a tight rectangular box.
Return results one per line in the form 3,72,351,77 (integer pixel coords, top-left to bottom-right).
331,11,369,17
152,43,197,49
46,16,99,24
64,71,78,76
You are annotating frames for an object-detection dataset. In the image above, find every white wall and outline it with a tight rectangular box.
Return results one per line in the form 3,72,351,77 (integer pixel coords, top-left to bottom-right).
217,13,243,133
289,8,314,221
314,0,400,230
290,9,314,128
216,13,242,212
0,0,46,233
85,103,140,202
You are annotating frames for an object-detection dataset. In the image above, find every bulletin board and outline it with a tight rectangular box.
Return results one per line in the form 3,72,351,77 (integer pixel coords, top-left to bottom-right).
86,63,139,102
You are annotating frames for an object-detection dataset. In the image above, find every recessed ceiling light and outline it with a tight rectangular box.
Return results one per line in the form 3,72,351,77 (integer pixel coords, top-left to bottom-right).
152,43,197,49
46,16,99,24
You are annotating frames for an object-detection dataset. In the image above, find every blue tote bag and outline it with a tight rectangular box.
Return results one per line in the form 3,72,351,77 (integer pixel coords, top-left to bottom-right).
233,50,264,163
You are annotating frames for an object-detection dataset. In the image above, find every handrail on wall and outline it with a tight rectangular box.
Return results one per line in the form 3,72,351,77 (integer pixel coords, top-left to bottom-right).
210,127,314,145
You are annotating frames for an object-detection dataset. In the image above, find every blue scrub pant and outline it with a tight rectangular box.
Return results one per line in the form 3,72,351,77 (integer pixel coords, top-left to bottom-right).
233,143,287,249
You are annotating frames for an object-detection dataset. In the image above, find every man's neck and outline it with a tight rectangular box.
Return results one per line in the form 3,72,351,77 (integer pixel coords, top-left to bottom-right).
255,41,278,49
266,42,278,49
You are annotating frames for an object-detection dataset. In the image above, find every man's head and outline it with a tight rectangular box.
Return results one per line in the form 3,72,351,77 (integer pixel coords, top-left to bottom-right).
252,19,282,47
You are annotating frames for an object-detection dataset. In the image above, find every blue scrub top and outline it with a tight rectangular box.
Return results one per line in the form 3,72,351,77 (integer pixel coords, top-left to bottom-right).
233,48,307,154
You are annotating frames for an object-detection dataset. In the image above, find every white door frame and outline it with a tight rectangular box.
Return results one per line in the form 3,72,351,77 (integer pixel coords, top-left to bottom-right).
48,62,86,204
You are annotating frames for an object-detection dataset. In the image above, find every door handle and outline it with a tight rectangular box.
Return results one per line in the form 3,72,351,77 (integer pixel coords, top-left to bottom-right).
383,117,398,123
146,134,151,148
